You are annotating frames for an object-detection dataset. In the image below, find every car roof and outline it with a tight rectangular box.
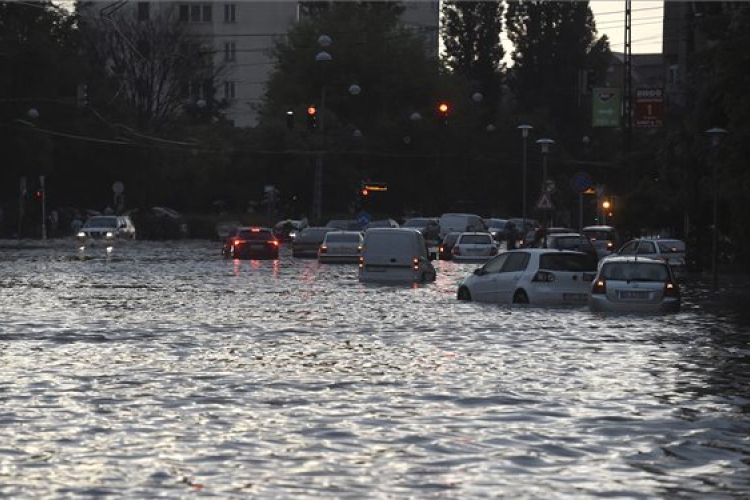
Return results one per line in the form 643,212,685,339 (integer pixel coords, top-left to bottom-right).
548,232,584,238
601,256,669,265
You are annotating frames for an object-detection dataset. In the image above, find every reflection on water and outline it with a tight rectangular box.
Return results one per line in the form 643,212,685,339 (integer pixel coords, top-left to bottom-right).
0,239,749,499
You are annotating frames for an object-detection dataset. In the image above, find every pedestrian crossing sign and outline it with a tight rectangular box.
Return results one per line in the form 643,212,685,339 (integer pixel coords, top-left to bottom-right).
536,192,554,210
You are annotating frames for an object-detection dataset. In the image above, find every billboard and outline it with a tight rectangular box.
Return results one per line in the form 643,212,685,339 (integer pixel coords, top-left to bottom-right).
635,88,664,128
592,88,622,128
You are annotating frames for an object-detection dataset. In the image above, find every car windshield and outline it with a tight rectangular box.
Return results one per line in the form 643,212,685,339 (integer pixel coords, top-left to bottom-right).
657,240,686,253
601,262,670,281
486,220,507,229
84,217,117,228
236,229,273,240
460,234,492,244
539,253,597,271
297,228,330,242
551,236,591,250
326,233,360,243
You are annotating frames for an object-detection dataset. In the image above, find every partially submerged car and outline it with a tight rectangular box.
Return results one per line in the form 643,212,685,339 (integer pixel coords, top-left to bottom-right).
77,215,136,242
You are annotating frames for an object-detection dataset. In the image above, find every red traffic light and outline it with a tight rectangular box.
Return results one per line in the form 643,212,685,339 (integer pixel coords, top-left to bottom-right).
35,190,43,199
437,102,450,115
307,106,317,116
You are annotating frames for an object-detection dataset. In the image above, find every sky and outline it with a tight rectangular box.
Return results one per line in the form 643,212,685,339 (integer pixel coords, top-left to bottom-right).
590,0,664,54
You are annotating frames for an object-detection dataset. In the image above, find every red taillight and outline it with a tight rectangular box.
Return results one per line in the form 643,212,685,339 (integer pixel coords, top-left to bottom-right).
269,239,279,247
592,278,607,294
413,257,419,270
532,271,555,282
439,245,445,253
664,281,680,298
607,241,614,249
251,227,261,232
319,245,327,253
232,238,241,246
358,256,364,268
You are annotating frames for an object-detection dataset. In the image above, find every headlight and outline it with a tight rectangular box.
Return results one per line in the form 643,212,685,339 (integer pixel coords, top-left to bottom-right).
77,231,85,238
106,231,114,238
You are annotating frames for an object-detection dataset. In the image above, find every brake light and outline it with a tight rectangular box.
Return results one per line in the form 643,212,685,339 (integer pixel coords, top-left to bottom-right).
269,239,279,247
413,257,419,270
251,227,261,232
319,245,327,253
439,245,445,253
359,256,364,269
664,281,680,298
232,238,241,245
357,245,363,252
532,271,555,282
607,241,614,249
592,278,607,294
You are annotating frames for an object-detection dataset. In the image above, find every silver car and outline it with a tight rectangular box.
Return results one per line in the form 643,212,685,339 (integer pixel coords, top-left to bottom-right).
589,256,680,313
318,231,363,264
77,215,136,241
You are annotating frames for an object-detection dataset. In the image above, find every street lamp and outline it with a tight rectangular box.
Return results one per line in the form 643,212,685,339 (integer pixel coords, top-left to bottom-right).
705,127,728,290
312,35,333,223
517,124,533,224
536,137,555,226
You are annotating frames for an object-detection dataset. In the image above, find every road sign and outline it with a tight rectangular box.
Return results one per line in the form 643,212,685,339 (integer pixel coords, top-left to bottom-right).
536,192,554,210
635,88,664,128
357,211,371,229
572,171,593,193
592,88,622,128
112,181,124,194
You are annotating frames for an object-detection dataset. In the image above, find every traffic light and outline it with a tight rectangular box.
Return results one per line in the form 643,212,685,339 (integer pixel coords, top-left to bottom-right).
286,109,294,129
359,187,369,197
77,83,89,107
35,189,43,200
437,101,450,126
306,106,317,131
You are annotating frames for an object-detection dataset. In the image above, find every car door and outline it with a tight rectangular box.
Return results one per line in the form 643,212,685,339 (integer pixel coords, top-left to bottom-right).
470,253,508,302
495,251,531,302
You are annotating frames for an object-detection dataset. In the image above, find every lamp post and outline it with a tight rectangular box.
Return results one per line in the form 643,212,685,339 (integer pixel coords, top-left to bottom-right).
536,137,554,225
705,127,728,290
517,124,533,223
312,35,332,223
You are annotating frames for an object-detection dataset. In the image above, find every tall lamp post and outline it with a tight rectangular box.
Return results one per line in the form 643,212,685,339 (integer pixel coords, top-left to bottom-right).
705,127,728,290
517,124,533,223
312,35,332,223
536,138,555,226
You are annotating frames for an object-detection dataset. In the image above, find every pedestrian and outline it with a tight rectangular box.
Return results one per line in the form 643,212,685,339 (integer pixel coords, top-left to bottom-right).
506,222,517,250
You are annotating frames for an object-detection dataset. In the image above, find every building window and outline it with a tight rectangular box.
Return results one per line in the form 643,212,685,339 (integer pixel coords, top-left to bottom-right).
180,3,212,22
224,81,235,100
224,42,236,62
224,3,236,23
137,2,150,21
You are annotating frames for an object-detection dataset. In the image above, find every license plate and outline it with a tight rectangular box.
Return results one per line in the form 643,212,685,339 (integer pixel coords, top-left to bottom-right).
563,293,588,302
620,290,650,299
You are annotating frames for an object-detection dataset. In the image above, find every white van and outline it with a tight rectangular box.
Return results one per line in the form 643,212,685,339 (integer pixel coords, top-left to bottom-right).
359,228,437,284
438,213,487,239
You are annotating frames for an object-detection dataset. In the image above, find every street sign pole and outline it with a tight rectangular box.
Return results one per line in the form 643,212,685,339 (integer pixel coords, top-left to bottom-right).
40,175,46,242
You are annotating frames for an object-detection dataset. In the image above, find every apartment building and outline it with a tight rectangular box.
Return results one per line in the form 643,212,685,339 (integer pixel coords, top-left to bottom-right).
103,1,439,128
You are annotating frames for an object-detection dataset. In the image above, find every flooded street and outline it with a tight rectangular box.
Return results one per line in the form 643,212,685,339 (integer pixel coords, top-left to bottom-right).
1,239,749,499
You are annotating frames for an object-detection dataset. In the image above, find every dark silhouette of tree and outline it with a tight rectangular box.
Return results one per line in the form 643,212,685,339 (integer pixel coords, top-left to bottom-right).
441,1,505,112
505,1,608,146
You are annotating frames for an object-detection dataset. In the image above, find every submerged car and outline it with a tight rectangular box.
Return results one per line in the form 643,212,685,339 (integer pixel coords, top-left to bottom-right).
223,226,279,259
438,232,461,260
605,238,687,276
451,232,499,262
318,231,363,263
589,256,680,313
292,227,336,258
77,215,136,241
457,249,597,305
583,225,619,260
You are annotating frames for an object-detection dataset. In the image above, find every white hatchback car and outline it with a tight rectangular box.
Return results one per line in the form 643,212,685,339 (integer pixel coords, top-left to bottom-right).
457,249,597,305
589,256,680,313
451,232,498,262
318,231,363,264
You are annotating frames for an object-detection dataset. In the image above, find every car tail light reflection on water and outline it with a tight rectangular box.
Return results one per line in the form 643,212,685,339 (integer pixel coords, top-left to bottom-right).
592,278,606,294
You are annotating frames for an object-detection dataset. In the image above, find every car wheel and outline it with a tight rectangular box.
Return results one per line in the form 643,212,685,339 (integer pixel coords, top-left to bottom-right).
513,290,529,305
457,287,472,301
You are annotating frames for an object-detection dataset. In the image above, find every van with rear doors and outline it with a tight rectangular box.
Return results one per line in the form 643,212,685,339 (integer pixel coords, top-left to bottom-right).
359,228,436,284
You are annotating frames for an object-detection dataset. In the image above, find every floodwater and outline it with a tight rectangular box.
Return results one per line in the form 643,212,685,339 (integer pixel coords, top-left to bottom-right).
1,239,749,499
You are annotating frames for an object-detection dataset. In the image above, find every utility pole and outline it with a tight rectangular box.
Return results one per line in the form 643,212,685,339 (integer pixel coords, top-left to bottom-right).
623,0,633,154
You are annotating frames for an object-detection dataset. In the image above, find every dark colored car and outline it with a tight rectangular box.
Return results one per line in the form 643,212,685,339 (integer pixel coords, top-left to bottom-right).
542,233,599,261
438,232,461,260
223,227,279,259
292,227,335,258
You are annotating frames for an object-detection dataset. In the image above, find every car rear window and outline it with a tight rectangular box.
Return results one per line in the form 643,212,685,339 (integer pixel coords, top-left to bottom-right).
657,240,686,253
237,229,273,240
601,262,670,281
443,233,460,245
539,253,597,271
584,230,616,241
551,236,591,250
460,234,492,244
297,229,330,242
326,233,361,243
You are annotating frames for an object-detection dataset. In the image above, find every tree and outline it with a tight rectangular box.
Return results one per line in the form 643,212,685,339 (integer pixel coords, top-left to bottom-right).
505,1,609,147
78,2,228,132
441,1,505,113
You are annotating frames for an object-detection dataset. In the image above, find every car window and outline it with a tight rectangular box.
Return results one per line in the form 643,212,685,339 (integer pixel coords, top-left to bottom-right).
584,230,616,241
444,233,460,245
551,236,588,250
601,262,669,281
657,240,685,252
636,241,656,254
460,234,492,244
326,233,360,243
501,252,529,272
619,241,638,255
237,230,273,240
539,253,597,271
483,253,509,273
